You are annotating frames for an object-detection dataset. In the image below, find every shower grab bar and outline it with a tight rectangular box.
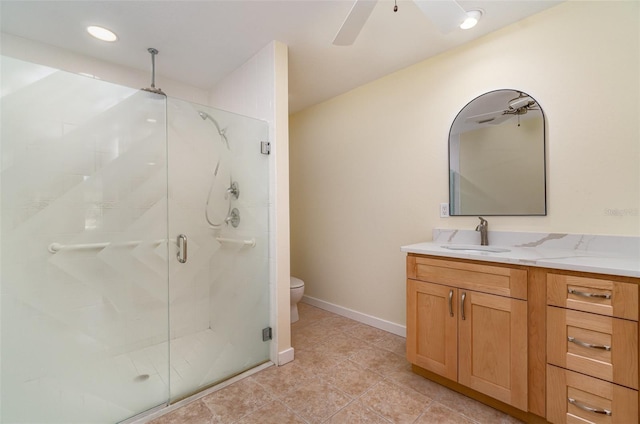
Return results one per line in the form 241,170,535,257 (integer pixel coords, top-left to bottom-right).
49,236,256,252
215,237,256,248
48,239,165,253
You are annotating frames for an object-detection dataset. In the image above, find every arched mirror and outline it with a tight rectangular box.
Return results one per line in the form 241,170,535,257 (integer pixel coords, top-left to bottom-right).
449,89,546,216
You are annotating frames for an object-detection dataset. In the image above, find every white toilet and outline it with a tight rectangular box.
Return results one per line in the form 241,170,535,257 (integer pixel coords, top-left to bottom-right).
290,276,305,323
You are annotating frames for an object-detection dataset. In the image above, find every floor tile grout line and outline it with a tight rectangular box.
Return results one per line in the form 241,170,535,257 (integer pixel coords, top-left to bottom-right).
320,397,358,424
277,398,313,424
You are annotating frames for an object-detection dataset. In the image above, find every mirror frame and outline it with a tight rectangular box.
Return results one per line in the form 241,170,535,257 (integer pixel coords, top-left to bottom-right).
448,89,547,216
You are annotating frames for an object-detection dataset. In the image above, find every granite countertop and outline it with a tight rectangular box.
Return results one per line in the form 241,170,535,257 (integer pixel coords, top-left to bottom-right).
401,230,640,278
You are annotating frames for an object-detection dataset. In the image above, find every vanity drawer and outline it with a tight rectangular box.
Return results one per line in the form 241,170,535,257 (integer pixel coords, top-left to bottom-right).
547,306,638,389
547,273,638,321
407,255,527,300
547,365,638,424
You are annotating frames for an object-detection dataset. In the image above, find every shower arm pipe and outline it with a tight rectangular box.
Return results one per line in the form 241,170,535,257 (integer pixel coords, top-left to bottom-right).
142,47,165,95
48,239,167,254
149,48,157,89
215,237,256,248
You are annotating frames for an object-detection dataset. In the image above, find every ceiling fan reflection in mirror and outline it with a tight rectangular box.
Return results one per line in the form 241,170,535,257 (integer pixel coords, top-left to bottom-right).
333,0,480,46
466,92,540,127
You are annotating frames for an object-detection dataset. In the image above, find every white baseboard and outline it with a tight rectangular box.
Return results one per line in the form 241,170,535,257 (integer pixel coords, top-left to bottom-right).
278,347,295,365
302,296,406,338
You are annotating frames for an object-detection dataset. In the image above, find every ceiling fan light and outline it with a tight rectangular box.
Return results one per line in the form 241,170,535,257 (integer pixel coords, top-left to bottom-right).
87,25,118,42
460,10,482,30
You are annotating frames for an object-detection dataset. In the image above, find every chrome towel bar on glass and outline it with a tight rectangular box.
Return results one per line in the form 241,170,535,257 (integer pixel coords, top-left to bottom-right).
176,234,187,263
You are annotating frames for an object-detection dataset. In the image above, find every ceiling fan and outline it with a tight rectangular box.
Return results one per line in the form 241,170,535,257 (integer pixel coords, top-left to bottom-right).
333,0,471,46
465,92,540,126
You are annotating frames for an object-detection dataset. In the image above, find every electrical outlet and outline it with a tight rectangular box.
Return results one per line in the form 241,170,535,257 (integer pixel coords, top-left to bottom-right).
440,203,449,217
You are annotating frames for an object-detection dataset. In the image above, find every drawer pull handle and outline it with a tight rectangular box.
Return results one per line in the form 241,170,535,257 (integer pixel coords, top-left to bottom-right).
448,290,454,317
460,292,466,321
568,288,611,299
567,336,611,351
568,397,612,416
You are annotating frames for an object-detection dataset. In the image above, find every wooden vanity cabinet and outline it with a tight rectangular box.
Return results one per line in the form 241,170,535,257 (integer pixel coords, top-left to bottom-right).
406,254,640,423
406,255,529,411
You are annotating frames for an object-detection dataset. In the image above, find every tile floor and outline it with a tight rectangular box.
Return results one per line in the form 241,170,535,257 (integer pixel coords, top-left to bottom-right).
149,303,523,424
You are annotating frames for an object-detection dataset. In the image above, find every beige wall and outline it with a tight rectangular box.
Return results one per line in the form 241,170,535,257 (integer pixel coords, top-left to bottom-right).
289,1,640,326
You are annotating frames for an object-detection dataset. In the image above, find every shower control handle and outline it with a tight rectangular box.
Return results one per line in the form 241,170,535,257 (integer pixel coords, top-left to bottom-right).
177,234,188,263
226,181,240,200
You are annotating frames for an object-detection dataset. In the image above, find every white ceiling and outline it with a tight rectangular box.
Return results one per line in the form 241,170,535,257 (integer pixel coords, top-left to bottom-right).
0,0,562,113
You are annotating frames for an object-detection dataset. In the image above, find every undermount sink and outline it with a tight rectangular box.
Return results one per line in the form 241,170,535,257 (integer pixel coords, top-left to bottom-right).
441,245,511,253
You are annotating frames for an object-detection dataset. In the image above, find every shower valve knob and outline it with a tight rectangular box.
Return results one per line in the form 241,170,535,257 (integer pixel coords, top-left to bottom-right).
226,181,240,200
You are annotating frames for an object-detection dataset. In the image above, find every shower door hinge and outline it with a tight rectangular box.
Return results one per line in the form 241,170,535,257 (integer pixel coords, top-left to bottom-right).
260,141,271,155
262,327,272,341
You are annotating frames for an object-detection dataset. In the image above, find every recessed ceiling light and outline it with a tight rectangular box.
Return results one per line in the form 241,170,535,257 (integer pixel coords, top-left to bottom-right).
87,25,118,42
460,10,483,30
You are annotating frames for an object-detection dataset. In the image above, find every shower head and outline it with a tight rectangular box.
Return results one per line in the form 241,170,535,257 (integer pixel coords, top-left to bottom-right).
198,110,230,150
198,111,222,133
198,111,218,126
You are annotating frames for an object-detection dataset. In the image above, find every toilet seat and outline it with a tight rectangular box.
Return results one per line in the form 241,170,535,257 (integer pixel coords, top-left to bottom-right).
290,276,304,289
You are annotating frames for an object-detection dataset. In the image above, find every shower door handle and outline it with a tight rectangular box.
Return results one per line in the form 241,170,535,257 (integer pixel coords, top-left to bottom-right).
177,234,187,263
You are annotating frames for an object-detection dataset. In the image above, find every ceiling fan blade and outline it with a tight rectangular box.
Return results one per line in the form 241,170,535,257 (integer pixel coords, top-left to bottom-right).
413,0,467,34
465,110,511,125
333,0,378,46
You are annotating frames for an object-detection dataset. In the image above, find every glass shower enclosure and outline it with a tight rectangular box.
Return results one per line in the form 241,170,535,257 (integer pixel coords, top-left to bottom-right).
0,56,271,423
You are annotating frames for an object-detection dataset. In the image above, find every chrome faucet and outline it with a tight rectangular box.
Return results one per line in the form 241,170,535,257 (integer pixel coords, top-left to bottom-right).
476,217,488,246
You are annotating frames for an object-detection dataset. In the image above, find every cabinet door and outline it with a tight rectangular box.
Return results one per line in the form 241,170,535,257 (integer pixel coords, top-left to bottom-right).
406,279,457,381
458,291,528,411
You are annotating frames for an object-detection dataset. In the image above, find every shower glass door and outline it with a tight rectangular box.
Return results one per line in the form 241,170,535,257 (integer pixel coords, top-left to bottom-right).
0,56,170,423
166,98,271,402
1,56,272,422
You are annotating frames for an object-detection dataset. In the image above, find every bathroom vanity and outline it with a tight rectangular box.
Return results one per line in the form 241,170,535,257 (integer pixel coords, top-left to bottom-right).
402,230,640,424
